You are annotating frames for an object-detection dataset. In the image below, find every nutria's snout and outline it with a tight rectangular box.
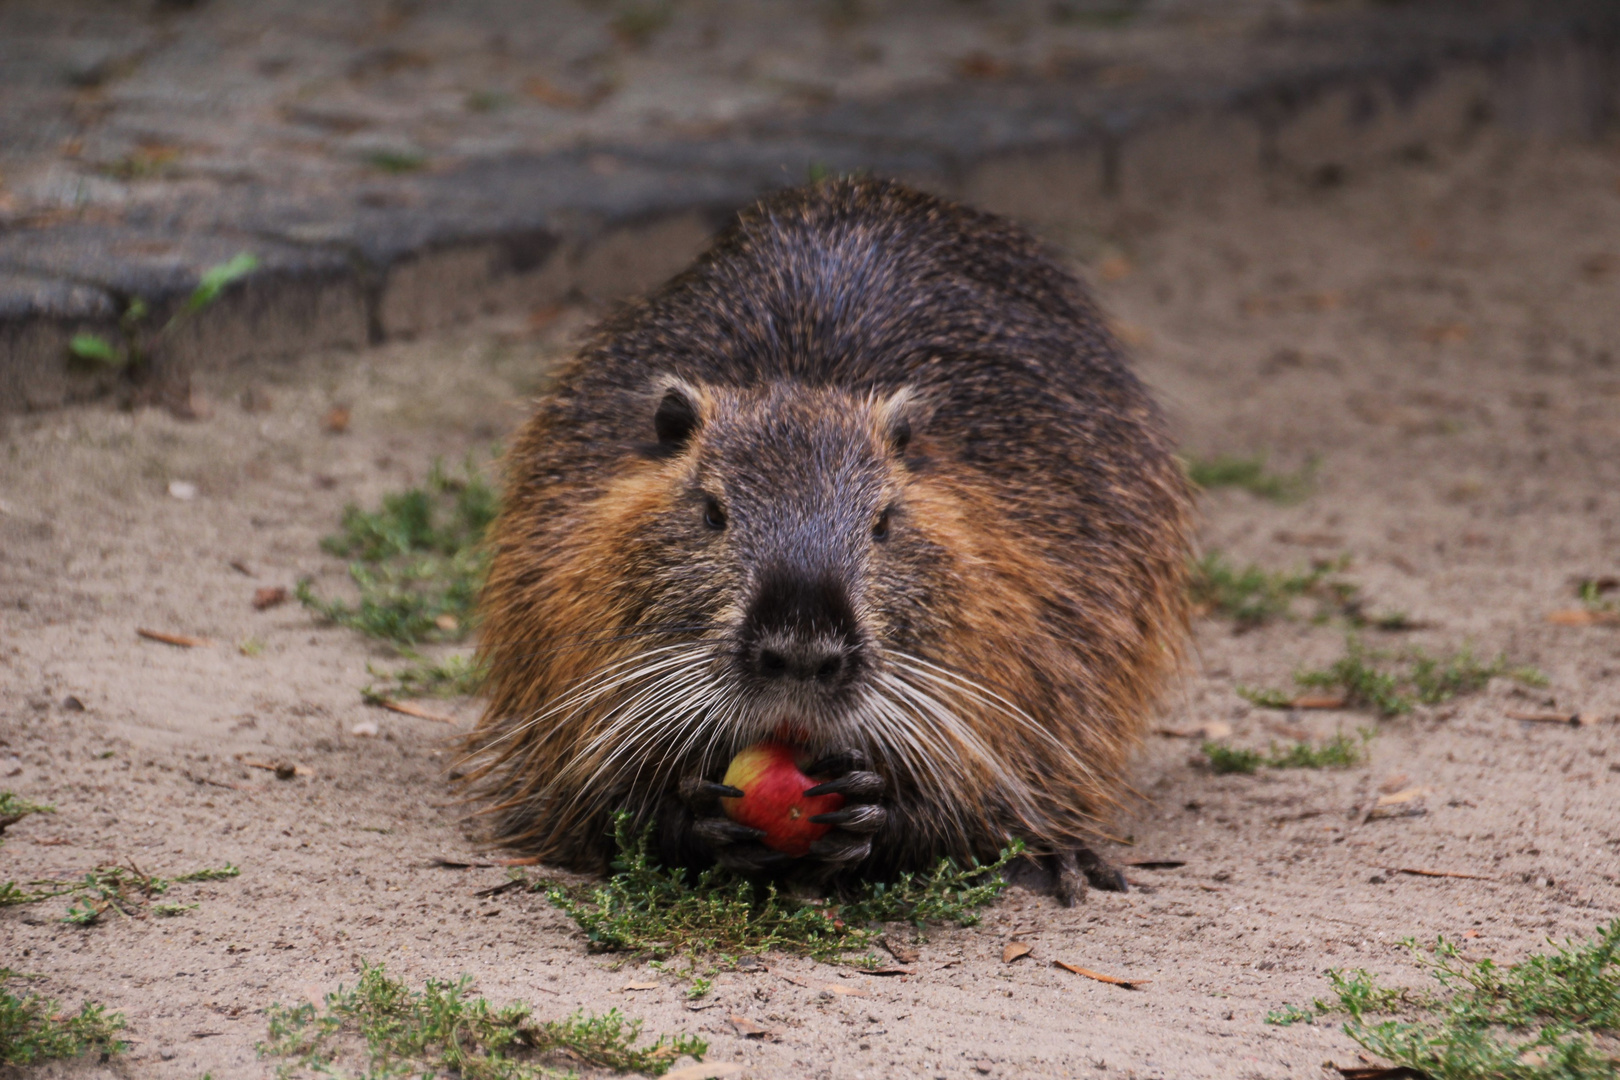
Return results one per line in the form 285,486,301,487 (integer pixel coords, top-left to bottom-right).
735,568,869,709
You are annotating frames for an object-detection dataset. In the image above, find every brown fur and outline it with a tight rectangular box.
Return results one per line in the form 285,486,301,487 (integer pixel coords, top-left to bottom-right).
463,178,1193,880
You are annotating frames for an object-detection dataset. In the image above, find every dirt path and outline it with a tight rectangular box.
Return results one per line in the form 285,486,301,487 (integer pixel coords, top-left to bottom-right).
3,127,1618,1080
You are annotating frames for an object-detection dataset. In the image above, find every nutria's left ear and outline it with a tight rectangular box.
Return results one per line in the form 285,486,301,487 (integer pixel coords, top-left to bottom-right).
874,386,923,455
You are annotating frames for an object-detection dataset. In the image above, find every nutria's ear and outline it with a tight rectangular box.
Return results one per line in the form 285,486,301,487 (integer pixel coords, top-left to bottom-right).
649,377,708,453
875,386,923,455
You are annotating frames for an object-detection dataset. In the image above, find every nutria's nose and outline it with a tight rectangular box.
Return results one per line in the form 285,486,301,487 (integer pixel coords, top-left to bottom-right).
742,571,862,687
755,638,847,683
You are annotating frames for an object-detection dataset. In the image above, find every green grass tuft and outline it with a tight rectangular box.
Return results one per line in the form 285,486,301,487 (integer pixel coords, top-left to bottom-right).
1184,453,1315,504
299,456,498,646
1245,637,1546,718
540,813,1019,968
1202,731,1367,774
363,650,486,700
1189,551,1356,626
260,961,704,1078
0,792,54,840
0,971,126,1067
1268,921,1620,1080
1,862,238,924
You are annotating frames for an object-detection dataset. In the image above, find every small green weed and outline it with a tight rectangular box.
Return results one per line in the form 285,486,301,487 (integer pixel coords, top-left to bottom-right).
68,253,258,375
1202,743,1265,774
1189,552,1356,626
1184,453,1315,504
1578,578,1618,614
0,971,126,1067
0,792,54,840
260,961,704,1078
610,1,673,47
540,813,1019,968
1202,730,1367,775
1268,921,1620,1080
1244,637,1545,717
1,862,238,925
365,149,427,173
299,456,498,646
363,650,486,700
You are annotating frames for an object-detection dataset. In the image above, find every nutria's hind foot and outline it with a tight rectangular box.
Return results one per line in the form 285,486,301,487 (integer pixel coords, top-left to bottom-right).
1048,844,1130,907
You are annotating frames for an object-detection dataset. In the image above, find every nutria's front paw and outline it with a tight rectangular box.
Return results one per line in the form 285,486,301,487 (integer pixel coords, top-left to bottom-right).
802,748,887,869
677,776,792,873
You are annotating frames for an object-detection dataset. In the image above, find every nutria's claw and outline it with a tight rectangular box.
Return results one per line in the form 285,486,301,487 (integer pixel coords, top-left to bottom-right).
808,832,873,866
803,770,884,800
692,817,766,846
679,776,744,811
1048,845,1129,907
712,841,795,874
808,803,886,833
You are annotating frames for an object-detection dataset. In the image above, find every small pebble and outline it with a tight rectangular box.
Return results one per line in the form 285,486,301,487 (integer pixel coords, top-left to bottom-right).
168,480,198,500
350,720,380,737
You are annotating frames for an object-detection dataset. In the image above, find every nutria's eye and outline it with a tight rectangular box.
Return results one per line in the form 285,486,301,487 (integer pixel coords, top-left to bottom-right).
872,508,891,542
703,497,727,531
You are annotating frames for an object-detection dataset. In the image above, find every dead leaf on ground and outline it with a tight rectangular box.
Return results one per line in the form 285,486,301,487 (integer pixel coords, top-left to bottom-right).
1547,608,1620,626
1507,710,1604,726
778,973,868,996
1332,1066,1427,1080
1002,941,1032,964
622,982,659,991
1375,787,1429,807
881,935,920,964
1394,867,1493,881
1155,721,1232,740
370,698,457,724
663,1063,744,1080
238,758,311,779
1420,322,1469,345
727,1014,770,1038
1051,960,1147,989
252,586,288,610
1292,694,1348,710
137,628,212,648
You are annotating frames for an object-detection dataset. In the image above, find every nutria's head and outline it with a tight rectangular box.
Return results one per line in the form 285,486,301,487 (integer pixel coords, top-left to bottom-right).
622,376,938,749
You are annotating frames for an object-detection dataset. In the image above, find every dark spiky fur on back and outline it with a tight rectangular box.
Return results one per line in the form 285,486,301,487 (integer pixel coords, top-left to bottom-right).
465,178,1193,876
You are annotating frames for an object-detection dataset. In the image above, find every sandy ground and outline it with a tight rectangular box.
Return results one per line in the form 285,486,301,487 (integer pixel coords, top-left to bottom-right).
3,127,1619,1080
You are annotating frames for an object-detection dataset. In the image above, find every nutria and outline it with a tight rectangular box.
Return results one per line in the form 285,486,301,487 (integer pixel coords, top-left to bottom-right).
464,177,1192,904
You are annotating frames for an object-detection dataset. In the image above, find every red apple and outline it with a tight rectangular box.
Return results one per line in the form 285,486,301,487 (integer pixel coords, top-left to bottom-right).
720,741,844,857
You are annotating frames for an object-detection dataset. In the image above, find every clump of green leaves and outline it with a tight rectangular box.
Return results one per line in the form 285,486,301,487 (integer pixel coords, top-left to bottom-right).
0,971,126,1067
298,456,498,646
0,792,53,841
68,252,259,374
1,862,238,925
1243,637,1546,717
1268,921,1620,1080
1202,730,1367,775
363,651,486,700
1184,453,1315,504
1189,552,1358,626
1578,578,1618,614
260,961,704,1079
541,814,1019,967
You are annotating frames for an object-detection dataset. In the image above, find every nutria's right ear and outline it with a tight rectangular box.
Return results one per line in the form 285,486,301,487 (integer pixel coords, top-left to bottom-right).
649,377,709,454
